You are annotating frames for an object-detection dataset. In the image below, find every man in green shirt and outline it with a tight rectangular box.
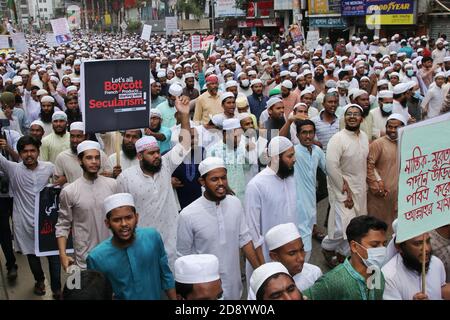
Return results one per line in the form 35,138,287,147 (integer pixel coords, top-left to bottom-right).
303,215,387,300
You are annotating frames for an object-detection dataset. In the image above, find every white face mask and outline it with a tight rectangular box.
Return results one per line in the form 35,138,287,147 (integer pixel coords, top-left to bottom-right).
382,103,393,113
356,242,387,269
241,79,250,87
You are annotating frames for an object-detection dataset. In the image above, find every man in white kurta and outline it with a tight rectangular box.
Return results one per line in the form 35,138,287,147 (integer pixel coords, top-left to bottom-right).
116,96,192,270
322,104,369,262
56,141,118,269
371,90,393,138
422,73,445,119
244,137,298,283
177,157,258,300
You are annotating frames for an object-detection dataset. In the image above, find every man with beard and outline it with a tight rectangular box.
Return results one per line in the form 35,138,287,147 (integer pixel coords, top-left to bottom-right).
393,82,415,122
247,79,269,122
280,120,326,260
182,73,199,101
64,96,82,125
109,129,141,178
193,75,222,125
245,136,297,286
116,96,191,270
157,83,182,128
432,38,447,65
312,65,326,93
40,111,70,163
0,136,61,298
371,90,393,138
340,90,376,141
382,232,449,300
168,64,185,88
54,122,112,184
177,157,261,300
56,140,118,270
145,109,172,154
263,97,289,142
422,72,446,119
367,114,406,235
150,79,166,109
70,60,81,79
87,193,176,300
206,118,254,203
247,223,322,299
38,95,57,137
158,70,170,97
280,80,300,119
322,104,369,268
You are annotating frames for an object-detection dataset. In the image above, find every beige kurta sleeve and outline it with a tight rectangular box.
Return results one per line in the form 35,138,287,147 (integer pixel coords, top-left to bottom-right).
325,134,345,193
55,187,73,239
367,139,383,195
193,96,204,123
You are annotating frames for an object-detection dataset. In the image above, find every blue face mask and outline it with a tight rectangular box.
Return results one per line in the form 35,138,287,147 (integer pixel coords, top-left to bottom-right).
356,243,387,269
406,70,414,77
382,103,393,113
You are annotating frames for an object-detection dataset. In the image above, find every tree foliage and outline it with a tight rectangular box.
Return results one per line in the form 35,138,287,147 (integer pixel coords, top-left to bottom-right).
176,0,207,19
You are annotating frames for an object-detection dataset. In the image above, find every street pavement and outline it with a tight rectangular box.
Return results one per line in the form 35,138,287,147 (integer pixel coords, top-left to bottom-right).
0,199,331,300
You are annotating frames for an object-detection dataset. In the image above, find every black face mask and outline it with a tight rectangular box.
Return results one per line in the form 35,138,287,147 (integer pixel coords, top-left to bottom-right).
75,70,80,75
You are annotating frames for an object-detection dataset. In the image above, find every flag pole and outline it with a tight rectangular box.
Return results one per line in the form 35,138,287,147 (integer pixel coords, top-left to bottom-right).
421,234,426,294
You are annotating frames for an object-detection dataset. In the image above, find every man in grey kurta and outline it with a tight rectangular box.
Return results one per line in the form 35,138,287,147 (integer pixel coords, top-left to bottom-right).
56,140,117,269
0,135,61,296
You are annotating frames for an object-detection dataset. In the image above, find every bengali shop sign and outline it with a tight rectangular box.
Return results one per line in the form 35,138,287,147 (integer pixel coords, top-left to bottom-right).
341,0,365,16
397,114,450,243
366,0,414,25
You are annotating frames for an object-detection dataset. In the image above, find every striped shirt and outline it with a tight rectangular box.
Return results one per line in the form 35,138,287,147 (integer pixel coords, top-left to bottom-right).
311,110,339,153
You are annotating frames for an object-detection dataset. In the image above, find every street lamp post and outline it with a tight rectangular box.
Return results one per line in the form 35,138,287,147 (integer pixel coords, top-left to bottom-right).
211,0,215,33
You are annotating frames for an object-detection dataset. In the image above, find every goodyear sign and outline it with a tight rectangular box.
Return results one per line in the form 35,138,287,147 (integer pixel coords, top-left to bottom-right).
366,0,415,25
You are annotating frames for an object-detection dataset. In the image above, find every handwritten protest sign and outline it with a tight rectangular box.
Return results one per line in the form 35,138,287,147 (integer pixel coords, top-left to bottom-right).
80,59,151,133
306,30,319,51
397,113,450,243
34,186,74,256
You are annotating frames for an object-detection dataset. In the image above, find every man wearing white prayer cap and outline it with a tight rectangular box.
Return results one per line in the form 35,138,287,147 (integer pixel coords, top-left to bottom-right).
392,82,413,121
174,254,223,300
182,72,200,101
39,110,69,163
422,71,446,119
321,103,369,268
244,135,297,285
56,139,118,271
206,116,254,202
86,193,176,300
29,119,45,142
147,108,172,154
167,63,186,88
367,113,405,234
250,262,303,300
54,122,112,185
117,97,191,270
155,83,182,129
177,157,261,300
247,223,322,300
371,90,394,138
